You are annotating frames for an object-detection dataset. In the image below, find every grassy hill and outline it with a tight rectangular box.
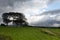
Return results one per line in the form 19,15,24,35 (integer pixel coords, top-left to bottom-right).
0,26,60,40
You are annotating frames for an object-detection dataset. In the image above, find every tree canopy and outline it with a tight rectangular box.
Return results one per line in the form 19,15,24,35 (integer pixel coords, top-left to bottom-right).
2,12,28,26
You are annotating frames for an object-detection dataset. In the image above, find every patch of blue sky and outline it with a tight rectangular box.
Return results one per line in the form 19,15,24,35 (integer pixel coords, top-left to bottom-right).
46,1,60,11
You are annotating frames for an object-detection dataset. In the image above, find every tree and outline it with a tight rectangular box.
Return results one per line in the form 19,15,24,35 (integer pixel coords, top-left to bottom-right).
2,13,11,25
2,12,28,26
0,23,5,26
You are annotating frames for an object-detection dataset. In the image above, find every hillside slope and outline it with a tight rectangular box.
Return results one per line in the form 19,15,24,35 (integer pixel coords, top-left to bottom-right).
0,26,60,40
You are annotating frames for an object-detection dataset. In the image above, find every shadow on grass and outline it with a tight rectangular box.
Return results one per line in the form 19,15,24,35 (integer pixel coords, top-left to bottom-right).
0,35,12,40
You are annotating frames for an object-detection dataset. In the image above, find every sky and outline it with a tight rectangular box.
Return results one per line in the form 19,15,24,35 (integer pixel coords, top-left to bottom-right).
46,0,60,11
0,0,60,27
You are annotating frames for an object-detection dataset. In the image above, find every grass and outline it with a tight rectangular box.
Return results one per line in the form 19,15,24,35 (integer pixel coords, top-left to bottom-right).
0,26,60,40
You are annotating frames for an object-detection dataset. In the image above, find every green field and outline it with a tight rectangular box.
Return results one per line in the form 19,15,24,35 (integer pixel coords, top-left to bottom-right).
0,26,60,40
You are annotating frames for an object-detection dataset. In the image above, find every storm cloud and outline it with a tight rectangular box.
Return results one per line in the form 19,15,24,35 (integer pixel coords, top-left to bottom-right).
0,0,60,27
31,9,60,27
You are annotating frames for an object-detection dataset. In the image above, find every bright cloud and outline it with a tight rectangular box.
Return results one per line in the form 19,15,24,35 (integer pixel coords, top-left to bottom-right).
11,0,50,25
12,0,48,15
51,23,60,27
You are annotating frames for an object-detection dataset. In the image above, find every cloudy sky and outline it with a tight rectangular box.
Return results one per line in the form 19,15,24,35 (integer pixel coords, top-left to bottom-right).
0,0,60,27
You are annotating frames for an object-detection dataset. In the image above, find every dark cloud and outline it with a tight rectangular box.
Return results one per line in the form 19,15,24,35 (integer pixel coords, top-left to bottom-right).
0,0,60,27
0,0,29,7
31,9,60,27
31,17,60,27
